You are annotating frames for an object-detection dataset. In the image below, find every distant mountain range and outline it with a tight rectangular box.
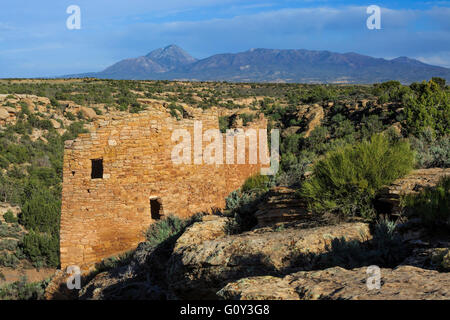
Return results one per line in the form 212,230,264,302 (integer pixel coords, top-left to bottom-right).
64,44,450,84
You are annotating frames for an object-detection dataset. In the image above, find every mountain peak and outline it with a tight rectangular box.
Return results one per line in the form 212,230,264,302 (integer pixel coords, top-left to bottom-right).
164,44,183,50
146,45,197,70
65,47,450,83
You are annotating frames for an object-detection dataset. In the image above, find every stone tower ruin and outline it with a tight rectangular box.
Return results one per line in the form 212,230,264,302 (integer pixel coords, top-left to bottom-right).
60,104,267,269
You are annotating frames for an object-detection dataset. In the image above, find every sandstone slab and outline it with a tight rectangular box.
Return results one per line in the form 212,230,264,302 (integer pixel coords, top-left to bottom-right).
218,265,450,300
168,221,370,299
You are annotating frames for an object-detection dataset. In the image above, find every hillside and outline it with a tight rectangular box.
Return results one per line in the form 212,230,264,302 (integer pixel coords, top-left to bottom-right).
64,46,450,84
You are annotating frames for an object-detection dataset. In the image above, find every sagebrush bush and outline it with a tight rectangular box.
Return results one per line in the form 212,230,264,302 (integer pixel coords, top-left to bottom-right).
0,252,20,267
224,188,266,234
145,213,204,247
0,239,19,252
402,176,450,229
0,277,48,300
409,128,450,168
315,218,406,269
0,223,22,239
225,189,245,212
300,134,415,219
278,149,315,186
94,250,134,274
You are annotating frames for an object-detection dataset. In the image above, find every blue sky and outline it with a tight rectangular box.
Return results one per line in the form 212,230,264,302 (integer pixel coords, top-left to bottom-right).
0,0,449,77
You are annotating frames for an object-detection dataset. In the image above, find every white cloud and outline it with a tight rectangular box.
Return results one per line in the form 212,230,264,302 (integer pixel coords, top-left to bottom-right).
416,52,450,68
2,2,450,76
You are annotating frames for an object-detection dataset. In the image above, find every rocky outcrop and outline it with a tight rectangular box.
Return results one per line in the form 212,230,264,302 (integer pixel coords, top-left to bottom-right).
0,107,10,121
50,119,61,129
377,168,450,213
254,187,311,227
168,220,370,299
73,211,449,301
174,215,228,252
0,107,17,126
75,215,227,300
44,270,78,300
218,265,450,300
281,126,301,138
296,104,324,138
80,106,98,120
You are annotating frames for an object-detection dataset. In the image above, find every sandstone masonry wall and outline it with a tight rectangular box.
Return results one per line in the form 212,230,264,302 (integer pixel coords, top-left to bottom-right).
60,106,267,269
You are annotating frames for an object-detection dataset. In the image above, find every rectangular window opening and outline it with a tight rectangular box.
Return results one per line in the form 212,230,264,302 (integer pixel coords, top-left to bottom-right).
91,159,103,179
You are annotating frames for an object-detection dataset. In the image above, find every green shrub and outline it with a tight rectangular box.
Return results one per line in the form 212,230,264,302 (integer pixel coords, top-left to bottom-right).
94,251,134,274
225,189,244,212
0,239,19,251
65,112,76,121
0,223,22,239
409,128,449,168
0,277,48,300
93,107,103,115
20,185,60,235
4,144,29,164
21,231,59,267
0,155,9,169
130,102,144,114
361,114,384,140
402,176,450,229
167,103,187,120
278,149,315,186
28,114,53,130
219,116,230,133
0,252,20,267
373,80,411,103
241,174,270,192
304,126,328,150
281,133,303,155
3,210,17,223
224,188,267,234
239,113,256,126
62,121,88,141
315,218,406,269
431,77,446,90
300,134,415,219
333,119,355,140
50,97,60,108
405,80,450,136
431,249,450,271
19,102,30,115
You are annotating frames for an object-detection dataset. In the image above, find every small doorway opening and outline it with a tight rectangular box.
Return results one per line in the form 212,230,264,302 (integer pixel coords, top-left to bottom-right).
150,197,163,220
